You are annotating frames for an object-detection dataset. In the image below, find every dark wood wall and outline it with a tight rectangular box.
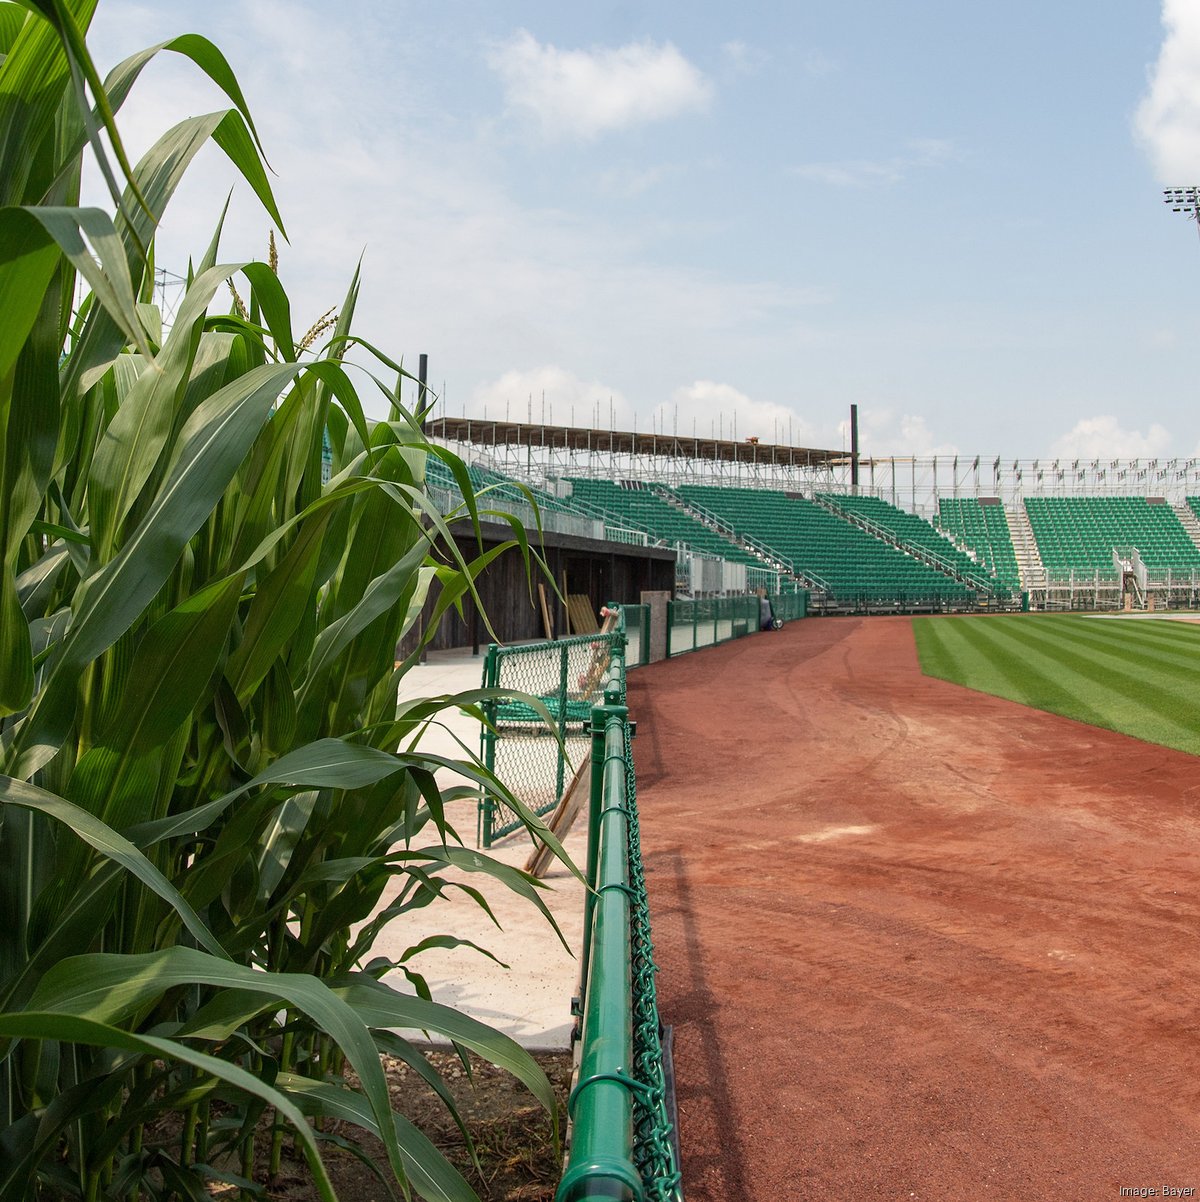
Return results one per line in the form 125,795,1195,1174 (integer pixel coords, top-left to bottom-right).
399,520,676,656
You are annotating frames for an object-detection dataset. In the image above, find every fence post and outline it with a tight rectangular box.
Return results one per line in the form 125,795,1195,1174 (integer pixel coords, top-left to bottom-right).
560,674,640,1202
579,674,624,1015
555,639,570,806
479,643,499,848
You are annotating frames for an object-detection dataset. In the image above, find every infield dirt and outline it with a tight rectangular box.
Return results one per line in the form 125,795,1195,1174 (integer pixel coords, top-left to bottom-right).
630,615,1200,1200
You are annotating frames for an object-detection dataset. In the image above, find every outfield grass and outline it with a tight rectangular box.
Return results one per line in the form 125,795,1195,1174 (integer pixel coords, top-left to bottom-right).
912,614,1200,756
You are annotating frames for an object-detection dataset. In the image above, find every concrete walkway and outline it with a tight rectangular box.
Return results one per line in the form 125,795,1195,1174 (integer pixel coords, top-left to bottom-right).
371,647,588,1050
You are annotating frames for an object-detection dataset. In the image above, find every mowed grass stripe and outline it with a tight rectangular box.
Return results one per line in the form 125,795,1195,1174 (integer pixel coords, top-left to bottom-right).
1080,616,1200,655
977,619,1200,745
912,615,1111,730
1013,616,1200,686
1070,615,1200,650
912,615,1200,756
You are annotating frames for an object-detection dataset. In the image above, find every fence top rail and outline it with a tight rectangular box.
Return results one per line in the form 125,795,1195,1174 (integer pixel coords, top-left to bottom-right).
490,630,621,660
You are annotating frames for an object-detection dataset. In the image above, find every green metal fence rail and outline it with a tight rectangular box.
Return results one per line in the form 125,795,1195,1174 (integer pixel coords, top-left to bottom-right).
478,630,622,847
666,594,754,656
771,590,808,622
622,604,651,668
556,626,683,1202
665,591,808,656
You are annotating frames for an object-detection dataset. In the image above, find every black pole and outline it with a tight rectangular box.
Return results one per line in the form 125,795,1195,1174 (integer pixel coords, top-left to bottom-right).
417,352,428,431
418,351,429,665
850,403,859,492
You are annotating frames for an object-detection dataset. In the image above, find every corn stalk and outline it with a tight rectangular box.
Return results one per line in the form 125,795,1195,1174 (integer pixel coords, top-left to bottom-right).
0,3,566,1199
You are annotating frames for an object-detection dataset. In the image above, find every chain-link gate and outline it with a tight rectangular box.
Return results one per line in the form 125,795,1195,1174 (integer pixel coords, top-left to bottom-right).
478,630,623,847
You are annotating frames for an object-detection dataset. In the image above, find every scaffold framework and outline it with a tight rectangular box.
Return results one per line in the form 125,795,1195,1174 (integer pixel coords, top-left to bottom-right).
427,417,1200,518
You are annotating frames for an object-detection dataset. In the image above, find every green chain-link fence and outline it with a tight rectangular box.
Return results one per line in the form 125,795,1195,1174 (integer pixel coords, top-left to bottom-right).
666,591,806,655
622,603,650,667
478,630,623,847
771,590,808,622
556,626,683,1202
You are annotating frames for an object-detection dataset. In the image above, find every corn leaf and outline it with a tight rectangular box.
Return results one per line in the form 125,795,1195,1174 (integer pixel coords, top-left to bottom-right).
0,777,229,958
279,1074,478,1202
23,946,415,1189
0,1011,336,1202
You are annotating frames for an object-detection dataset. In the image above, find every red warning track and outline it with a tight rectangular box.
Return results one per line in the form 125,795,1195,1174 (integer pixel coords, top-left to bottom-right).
629,616,1200,1201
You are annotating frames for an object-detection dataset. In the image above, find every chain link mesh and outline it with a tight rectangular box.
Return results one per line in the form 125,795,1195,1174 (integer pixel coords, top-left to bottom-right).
621,667,684,1201
480,632,621,845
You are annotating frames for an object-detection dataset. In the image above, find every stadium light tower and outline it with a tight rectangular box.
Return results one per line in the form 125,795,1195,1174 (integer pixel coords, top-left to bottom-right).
1163,187,1200,240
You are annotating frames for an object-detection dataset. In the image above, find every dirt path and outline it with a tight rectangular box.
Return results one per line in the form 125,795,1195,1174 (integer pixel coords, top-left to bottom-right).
629,616,1200,1201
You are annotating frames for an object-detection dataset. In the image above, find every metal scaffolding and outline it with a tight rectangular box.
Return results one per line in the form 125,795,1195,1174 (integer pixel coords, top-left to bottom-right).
428,418,1200,518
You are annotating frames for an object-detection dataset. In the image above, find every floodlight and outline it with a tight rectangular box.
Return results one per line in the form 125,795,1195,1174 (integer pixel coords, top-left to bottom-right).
1164,188,1200,233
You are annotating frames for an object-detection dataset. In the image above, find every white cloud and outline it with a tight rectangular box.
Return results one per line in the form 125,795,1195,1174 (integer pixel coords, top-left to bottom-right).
467,367,633,428
487,30,713,140
792,138,957,188
898,414,959,456
595,161,680,198
843,408,959,457
1136,0,1200,183
659,380,819,443
1051,416,1173,459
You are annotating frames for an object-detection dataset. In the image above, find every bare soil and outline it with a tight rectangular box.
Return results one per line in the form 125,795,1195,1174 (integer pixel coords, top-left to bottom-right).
629,615,1200,1201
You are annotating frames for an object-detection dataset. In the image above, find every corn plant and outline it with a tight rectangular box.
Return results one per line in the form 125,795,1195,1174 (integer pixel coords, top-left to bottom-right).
0,3,567,1199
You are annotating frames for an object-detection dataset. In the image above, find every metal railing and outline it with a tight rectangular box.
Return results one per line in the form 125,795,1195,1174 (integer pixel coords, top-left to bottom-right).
653,485,805,580
813,492,1004,599
666,595,755,656
556,627,683,1202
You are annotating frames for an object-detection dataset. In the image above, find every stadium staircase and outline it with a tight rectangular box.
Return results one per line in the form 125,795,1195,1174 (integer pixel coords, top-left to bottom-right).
676,485,981,612
651,486,820,593
1008,503,1046,593
936,498,1022,589
1175,501,1200,552
563,478,777,577
813,492,1007,603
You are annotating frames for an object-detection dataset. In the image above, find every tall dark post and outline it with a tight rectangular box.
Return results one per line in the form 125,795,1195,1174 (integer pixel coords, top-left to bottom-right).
850,403,860,492
418,351,429,665
417,352,428,431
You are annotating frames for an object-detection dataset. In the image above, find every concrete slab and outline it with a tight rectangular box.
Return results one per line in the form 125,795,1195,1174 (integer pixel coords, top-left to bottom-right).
371,646,588,1050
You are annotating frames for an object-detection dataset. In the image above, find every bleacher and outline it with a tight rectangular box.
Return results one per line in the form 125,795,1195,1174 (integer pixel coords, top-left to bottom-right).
419,447,1200,610
818,493,1002,594
1024,496,1200,581
936,498,1022,588
677,485,978,609
564,478,761,567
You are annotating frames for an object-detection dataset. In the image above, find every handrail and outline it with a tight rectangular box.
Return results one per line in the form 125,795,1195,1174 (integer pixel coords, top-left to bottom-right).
559,671,639,1202
556,615,683,1202
653,485,833,595
813,493,1001,596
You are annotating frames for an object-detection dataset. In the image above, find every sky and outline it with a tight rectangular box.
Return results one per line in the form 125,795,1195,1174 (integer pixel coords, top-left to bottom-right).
82,1,1200,461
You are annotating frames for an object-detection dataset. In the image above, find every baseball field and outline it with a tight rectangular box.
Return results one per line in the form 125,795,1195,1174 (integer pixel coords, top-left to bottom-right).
631,614,1200,1200
914,613,1200,756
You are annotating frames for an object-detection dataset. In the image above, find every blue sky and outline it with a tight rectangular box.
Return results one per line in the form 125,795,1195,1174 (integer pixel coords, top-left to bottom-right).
88,1,1200,459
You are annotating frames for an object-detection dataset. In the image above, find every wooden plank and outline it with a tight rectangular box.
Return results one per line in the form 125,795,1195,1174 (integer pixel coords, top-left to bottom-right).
537,582,554,640
575,610,618,697
567,594,599,634
524,757,589,878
